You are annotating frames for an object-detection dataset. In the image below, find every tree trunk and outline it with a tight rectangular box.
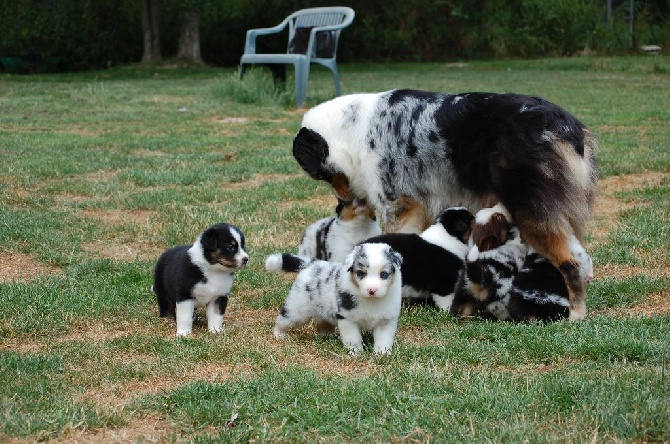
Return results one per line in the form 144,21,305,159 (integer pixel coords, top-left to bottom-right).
141,0,161,63
176,9,203,64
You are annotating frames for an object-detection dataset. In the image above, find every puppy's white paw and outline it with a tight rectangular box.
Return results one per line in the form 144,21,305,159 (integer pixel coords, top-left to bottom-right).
347,347,363,356
433,293,454,312
209,325,224,334
373,346,392,355
176,329,192,337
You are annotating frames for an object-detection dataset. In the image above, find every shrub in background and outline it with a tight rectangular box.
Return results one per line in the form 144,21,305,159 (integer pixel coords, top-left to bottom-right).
0,0,141,72
0,0,667,73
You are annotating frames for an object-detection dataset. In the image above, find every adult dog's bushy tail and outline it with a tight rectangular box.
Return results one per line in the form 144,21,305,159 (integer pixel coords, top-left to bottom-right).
265,253,314,273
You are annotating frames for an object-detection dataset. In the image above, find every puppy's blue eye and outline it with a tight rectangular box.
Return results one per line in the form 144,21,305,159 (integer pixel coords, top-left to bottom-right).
356,270,366,279
380,271,390,280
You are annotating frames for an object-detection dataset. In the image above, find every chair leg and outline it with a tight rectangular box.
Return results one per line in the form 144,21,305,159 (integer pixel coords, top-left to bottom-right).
239,64,247,80
294,61,310,108
330,64,342,96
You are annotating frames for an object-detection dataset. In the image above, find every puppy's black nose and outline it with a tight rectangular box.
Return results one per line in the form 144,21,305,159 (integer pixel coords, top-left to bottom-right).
242,257,249,265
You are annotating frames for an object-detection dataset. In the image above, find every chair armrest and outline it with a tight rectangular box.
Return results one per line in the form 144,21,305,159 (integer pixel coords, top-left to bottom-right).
243,20,289,54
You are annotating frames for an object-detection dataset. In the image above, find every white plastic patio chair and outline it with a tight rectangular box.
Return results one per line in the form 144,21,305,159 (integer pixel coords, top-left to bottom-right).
239,7,355,108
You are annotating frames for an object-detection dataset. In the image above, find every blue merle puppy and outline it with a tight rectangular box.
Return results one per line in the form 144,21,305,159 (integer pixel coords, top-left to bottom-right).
298,198,381,263
265,243,403,355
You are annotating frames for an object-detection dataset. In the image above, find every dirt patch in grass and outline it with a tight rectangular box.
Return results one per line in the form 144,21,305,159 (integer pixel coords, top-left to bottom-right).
226,172,303,191
79,208,159,227
134,149,169,157
588,171,668,242
277,192,339,220
630,292,670,315
47,413,178,444
588,171,670,317
77,208,165,261
599,292,670,318
0,252,61,283
213,117,289,124
82,241,165,262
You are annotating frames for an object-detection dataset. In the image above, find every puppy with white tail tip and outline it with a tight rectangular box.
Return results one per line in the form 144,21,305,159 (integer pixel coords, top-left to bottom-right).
298,198,381,263
266,243,403,355
152,223,249,336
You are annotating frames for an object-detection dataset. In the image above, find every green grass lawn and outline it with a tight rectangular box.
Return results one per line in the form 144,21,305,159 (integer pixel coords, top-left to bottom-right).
1,57,669,443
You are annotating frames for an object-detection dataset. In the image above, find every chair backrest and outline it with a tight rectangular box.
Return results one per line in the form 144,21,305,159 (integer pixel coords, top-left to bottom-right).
285,7,355,59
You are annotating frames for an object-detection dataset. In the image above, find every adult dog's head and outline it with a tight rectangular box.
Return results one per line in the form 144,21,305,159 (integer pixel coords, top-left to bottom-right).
344,243,403,298
293,127,355,202
293,94,375,202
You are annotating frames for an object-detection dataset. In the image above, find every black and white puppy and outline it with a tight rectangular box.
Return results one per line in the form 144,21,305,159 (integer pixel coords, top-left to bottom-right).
265,243,403,355
152,223,249,336
298,198,381,263
292,90,598,320
363,206,473,311
450,205,527,318
490,236,594,322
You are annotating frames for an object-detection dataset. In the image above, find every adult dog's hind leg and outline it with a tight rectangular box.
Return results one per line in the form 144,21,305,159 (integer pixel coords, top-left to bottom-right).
519,225,587,320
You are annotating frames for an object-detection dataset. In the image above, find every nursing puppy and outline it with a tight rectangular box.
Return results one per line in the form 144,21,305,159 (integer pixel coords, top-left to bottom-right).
265,243,403,355
152,223,249,336
363,206,473,311
450,226,527,318
292,89,598,320
470,204,515,252
298,198,381,263
449,203,522,317
491,237,594,322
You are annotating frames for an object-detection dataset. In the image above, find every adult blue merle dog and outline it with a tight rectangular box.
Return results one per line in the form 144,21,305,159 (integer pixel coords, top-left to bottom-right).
292,90,598,320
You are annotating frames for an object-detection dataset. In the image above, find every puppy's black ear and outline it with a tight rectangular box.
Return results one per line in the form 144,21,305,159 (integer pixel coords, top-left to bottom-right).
293,127,332,182
200,228,218,251
450,219,473,244
440,209,475,244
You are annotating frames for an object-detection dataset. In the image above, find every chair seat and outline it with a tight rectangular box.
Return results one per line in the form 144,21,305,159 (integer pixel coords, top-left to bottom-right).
238,7,355,108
